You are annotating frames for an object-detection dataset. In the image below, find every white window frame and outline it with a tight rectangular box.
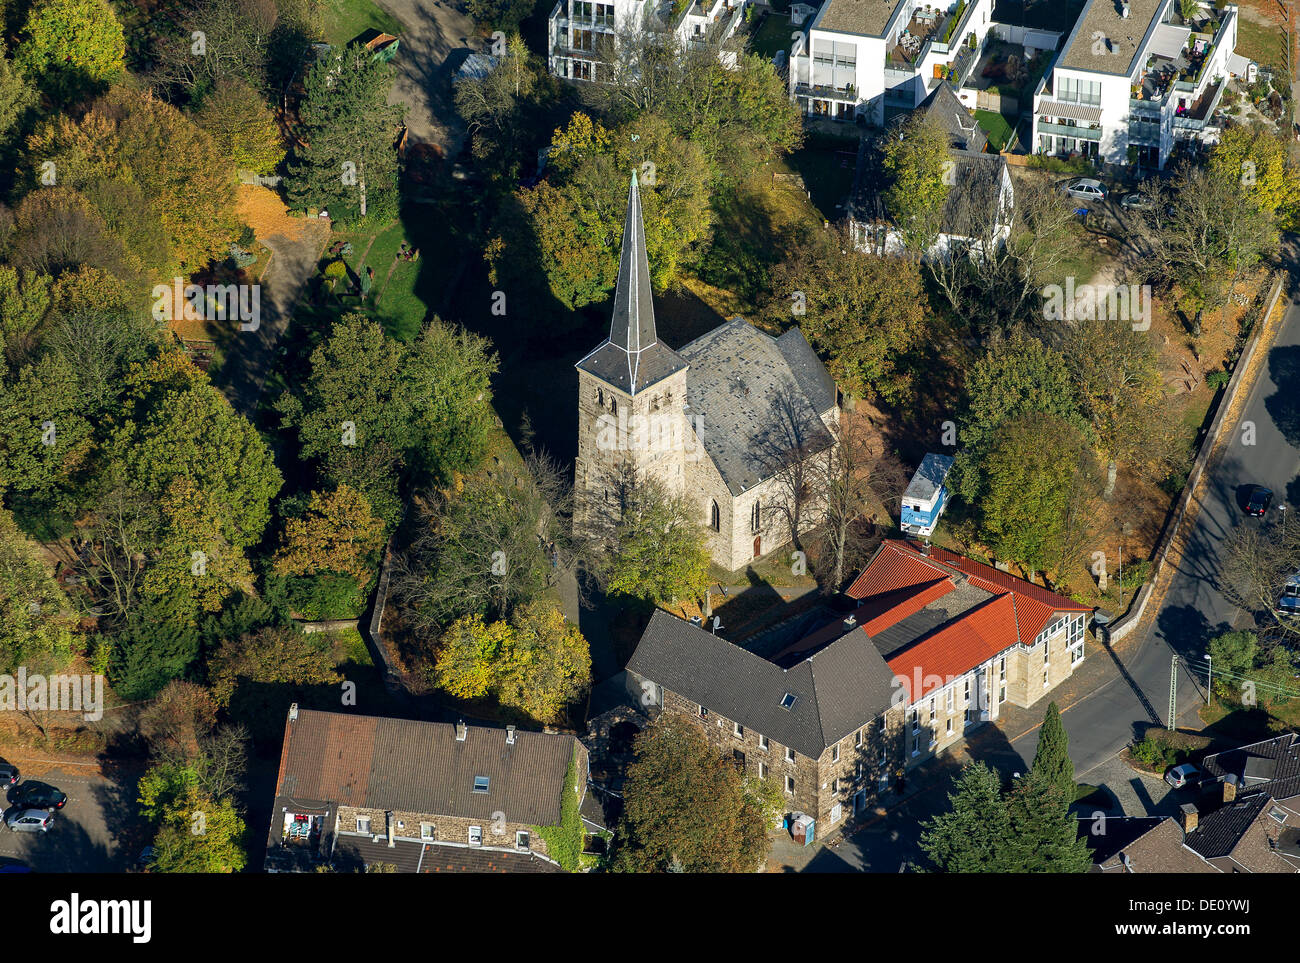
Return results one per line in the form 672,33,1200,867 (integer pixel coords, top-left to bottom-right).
785,775,795,795
420,822,435,840
785,747,796,764
734,722,744,738
468,825,483,846
759,734,769,751
356,816,371,834
515,830,531,851
830,803,842,824
832,744,840,763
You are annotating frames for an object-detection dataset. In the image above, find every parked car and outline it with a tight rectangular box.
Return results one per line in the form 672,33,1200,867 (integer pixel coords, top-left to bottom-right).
1061,177,1108,201
1120,191,1153,211
1277,571,1300,619
1165,763,1201,789
0,762,17,788
11,782,66,811
4,808,54,833
1242,484,1273,517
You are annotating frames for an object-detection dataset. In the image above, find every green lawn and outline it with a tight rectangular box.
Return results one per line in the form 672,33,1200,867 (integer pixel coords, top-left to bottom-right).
320,0,403,47
334,219,429,341
1235,18,1286,69
974,109,1015,151
750,11,792,59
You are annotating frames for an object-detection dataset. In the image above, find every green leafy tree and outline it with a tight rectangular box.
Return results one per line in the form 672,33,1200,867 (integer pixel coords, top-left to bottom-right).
1030,701,1074,804
614,717,777,872
149,787,247,873
194,77,285,175
516,111,711,309
0,507,77,672
433,602,590,724
16,0,125,98
954,333,1086,501
920,761,1011,872
605,473,710,605
208,624,342,709
284,42,403,221
465,0,533,33
0,51,37,155
1208,629,1258,693
979,413,1100,578
765,223,928,403
112,354,281,551
880,113,951,258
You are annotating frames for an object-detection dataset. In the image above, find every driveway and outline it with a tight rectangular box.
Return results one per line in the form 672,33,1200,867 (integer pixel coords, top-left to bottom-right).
377,0,478,155
0,755,146,873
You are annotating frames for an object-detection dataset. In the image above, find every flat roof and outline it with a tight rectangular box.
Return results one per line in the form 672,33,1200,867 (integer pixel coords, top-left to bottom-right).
816,0,902,38
1059,0,1167,76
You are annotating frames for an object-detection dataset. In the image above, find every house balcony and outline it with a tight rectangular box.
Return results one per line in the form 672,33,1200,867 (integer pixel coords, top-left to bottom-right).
794,82,859,104
1037,121,1101,140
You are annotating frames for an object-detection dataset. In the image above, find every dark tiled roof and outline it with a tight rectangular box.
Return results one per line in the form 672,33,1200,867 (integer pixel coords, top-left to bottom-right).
333,835,563,873
576,172,688,396
627,609,896,757
1185,795,1272,860
1202,734,1300,802
1095,818,1219,873
776,328,837,415
940,151,1009,236
919,83,988,153
273,709,576,827
678,318,835,495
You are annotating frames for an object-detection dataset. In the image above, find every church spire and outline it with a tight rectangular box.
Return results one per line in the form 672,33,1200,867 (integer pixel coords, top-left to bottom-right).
574,171,686,396
608,170,659,393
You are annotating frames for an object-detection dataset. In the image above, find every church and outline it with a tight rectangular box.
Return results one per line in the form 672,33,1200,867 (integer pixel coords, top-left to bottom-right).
574,173,840,571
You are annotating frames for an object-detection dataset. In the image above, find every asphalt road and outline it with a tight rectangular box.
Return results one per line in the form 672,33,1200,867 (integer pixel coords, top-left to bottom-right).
1015,245,1300,781
0,758,145,873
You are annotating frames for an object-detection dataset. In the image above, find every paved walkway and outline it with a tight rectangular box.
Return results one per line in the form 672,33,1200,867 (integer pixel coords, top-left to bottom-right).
376,0,476,155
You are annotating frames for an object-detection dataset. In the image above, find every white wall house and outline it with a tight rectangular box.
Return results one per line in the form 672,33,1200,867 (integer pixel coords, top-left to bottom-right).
1031,0,1240,169
789,0,997,125
548,0,750,81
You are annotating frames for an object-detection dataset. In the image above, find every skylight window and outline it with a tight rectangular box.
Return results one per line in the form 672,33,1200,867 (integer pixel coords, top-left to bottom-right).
1270,807,1287,825
780,693,797,710
473,776,489,793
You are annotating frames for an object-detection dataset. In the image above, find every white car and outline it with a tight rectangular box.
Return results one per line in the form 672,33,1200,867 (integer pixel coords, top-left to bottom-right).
1164,763,1200,789
1061,177,1108,202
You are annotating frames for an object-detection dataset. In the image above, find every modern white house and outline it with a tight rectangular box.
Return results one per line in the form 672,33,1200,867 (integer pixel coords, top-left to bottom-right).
788,0,999,125
1030,0,1242,168
548,0,750,81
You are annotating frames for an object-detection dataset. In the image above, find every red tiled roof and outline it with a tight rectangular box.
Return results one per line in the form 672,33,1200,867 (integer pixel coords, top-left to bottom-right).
887,594,1019,702
846,541,1092,701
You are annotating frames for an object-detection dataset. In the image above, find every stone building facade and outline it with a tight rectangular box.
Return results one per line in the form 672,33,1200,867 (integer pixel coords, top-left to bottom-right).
575,173,839,571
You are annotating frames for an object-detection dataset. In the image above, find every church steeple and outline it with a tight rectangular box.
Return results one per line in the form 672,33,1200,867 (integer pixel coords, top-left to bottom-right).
575,172,686,396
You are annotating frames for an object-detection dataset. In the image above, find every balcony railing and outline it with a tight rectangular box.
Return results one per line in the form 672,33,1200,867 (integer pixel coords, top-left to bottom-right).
1038,121,1101,140
794,82,858,102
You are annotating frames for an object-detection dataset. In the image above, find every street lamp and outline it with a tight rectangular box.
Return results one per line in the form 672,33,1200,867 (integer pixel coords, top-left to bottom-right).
1205,653,1213,706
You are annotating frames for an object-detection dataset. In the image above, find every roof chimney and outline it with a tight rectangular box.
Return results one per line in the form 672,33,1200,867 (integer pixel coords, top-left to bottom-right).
1180,802,1198,834
843,614,857,629
1223,774,1238,803
456,720,468,742
1121,0,1130,17
506,725,516,745
289,703,298,722
386,811,395,848
1121,852,1133,872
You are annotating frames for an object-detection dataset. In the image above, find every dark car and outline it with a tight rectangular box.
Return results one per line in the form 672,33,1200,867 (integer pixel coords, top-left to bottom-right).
0,762,18,788
1244,485,1274,517
11,782,66,811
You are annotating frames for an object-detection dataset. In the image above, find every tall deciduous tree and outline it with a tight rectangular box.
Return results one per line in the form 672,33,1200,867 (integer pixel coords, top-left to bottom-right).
16,0,125,98
284,42,403,221
765,223,928,403
0,507,77,672
979,412,1100,580
272,486,385,583
194,77,285,175
149,786,247,873
880,113,950,259
515,111,711,309
615,717,778,873
597,468,710,605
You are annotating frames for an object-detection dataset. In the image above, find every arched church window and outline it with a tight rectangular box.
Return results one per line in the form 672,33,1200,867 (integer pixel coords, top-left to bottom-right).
710,500,720,532
751,499,761,533
597,388,604,406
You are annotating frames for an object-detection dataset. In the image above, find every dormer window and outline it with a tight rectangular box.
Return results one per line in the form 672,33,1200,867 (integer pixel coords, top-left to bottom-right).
473,776,489,793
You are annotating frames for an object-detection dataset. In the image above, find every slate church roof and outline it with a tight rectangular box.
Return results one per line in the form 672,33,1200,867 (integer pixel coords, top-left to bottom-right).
577,172,837,495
